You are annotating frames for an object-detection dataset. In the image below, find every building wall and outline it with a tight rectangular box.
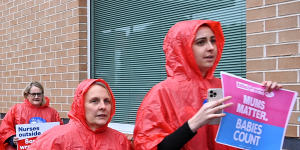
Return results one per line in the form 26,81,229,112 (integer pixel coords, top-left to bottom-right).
0,0,88,118
0,0,299,138
246,0,300,137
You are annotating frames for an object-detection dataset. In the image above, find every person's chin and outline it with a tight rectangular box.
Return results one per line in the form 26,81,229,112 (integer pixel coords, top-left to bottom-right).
32,101,41,105
96,119,108,126
205,63,214,68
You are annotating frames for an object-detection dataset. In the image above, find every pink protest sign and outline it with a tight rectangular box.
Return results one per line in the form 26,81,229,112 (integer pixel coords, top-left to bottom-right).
216,72,298,150
221,72,296,127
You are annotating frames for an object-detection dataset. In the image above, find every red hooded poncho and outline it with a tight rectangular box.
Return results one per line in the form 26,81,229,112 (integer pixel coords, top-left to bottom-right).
28,79,131,150
133,20,238,150
0,96,62,150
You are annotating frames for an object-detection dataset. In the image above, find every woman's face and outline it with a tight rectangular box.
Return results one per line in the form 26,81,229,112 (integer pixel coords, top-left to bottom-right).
192,25,217,76
84,84,112,131
27,86,43,107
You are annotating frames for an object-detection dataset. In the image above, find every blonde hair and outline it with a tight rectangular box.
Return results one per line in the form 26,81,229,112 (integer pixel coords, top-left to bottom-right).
92,82,112,99
23,81,45,105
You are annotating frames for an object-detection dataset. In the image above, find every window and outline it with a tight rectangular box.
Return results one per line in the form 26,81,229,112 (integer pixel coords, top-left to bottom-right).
90,0,246,126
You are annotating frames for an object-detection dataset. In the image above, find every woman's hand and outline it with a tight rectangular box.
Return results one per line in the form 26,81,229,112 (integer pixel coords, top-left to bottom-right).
188,96,233,133
13,136,19,146
262,81,283,92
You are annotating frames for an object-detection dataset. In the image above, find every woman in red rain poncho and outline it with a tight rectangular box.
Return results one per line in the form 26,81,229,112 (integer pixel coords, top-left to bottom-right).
133,20,281,150
0,81,63,150
28,79,131,150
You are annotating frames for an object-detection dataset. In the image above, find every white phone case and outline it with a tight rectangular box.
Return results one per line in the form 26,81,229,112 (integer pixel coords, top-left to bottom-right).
207,88,223,124
207,88,223,102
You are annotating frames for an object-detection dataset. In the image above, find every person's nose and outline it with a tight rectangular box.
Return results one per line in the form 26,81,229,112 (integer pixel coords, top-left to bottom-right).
98,100,106,110
207,41,214,51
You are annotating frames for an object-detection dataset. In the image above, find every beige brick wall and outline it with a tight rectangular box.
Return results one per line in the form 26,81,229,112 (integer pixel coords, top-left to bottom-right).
1,0,299,139
246,0,300,137
0,0,88,118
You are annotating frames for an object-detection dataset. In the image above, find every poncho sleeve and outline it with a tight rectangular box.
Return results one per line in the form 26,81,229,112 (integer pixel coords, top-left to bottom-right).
27,126,69,150
0,105,17,143
134,86,178,150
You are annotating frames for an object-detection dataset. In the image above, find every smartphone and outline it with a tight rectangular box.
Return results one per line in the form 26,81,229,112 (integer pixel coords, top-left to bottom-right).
207,88,223,124
207,88,223,102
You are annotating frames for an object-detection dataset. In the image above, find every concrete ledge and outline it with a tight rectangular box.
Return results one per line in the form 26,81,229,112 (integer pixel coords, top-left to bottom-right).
282,137,300,150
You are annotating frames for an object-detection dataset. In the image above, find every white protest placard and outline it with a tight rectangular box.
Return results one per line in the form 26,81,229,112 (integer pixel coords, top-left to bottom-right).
16,122,59,150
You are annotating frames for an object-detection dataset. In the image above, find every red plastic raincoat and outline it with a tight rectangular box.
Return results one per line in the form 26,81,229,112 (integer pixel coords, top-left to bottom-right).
0,138,4,150
28,79,131,150
134,20,238,150
0,97,62,150
0,142,4,150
